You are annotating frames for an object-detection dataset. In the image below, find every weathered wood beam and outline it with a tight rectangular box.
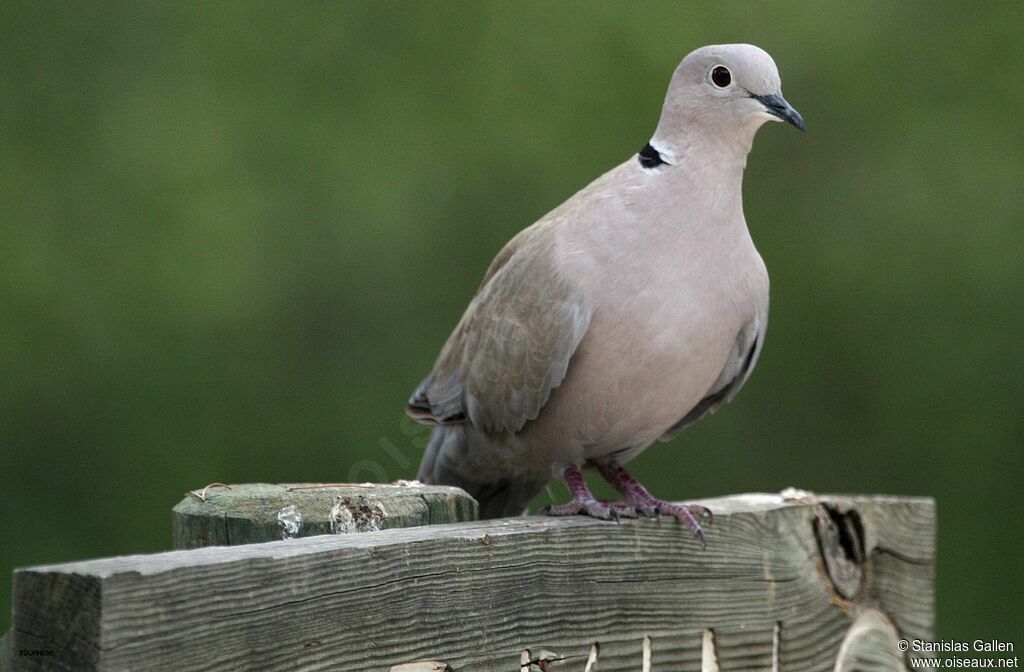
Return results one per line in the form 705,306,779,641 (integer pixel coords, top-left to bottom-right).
171,482,478,549
10,493,934,672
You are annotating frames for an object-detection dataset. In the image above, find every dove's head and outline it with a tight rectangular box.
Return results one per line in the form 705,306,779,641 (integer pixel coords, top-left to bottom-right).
651,44,803,159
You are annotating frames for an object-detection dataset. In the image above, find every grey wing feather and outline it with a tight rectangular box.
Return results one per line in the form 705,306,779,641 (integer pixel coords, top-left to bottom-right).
408,224,590,435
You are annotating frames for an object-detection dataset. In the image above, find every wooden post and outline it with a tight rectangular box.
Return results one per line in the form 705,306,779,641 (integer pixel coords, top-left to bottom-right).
8,493,933,671
171,482,478,549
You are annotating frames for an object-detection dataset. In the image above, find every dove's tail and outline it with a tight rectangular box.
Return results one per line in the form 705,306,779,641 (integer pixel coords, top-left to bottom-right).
417,424,548,519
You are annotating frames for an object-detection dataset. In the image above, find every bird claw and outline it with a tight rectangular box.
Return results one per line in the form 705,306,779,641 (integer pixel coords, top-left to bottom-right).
605,501,639,519
541,498,618,521
631,504,663,519
594,462,710,546
691,504,713,526
543,465,709,546
627,500,708,547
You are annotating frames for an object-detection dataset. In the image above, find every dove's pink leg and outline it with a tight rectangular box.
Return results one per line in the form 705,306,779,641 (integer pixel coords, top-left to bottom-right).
541,466,635,521
596,460,711,547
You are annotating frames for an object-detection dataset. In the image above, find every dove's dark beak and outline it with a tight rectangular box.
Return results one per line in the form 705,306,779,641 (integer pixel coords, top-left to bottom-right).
753,93,805,131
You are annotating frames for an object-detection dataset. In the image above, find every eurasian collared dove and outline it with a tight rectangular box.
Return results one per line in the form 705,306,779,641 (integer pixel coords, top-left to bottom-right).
408,44,803,545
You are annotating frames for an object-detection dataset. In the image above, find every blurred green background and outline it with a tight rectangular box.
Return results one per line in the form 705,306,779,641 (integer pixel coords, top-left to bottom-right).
1,0,1021,642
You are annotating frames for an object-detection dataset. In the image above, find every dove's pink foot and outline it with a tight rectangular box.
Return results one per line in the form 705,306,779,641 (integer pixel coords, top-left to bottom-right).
540,467,637,522
596,460,711,547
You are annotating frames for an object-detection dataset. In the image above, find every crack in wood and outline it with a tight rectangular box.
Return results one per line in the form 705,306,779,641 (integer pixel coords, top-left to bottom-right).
584,642,599,672
773,621,782,672
873,546,931,566
702,628,720,671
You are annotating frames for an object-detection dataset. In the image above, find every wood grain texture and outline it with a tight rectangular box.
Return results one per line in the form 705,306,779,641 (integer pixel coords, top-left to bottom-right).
171,483,478,549
834,609,907,671
11,493,934,672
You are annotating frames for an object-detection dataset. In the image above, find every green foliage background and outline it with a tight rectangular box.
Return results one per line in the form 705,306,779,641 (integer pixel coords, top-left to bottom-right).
2,1,1021,642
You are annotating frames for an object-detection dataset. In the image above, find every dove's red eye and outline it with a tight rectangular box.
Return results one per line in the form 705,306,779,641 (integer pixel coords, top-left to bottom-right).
710,65,731,88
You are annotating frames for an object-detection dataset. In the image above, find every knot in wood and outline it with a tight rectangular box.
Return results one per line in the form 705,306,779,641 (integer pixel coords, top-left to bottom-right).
813,502,866,599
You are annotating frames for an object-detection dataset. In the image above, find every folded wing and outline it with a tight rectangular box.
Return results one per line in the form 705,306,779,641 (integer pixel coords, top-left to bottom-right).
408,225,590,436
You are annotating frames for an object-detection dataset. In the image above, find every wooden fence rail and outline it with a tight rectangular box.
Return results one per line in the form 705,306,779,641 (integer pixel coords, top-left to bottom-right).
4,490,934,671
